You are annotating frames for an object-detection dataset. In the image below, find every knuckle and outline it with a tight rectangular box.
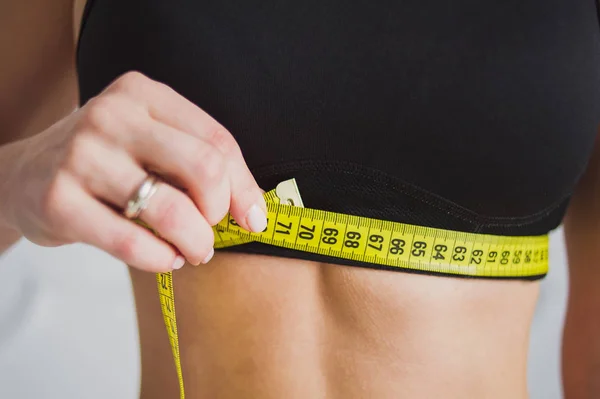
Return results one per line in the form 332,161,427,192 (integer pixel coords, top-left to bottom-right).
193,147,225,185
153,195,184,233
152,79,176,96
204,208,229,227
62,133,94,173
112,71,148,94
112,230,141,263
237,180,262,203
42,173,76,226
80,96,115,132
203,196,230,226
205,127,239,155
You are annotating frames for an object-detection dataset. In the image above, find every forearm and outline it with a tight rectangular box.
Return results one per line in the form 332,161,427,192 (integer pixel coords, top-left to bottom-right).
0,78,76,256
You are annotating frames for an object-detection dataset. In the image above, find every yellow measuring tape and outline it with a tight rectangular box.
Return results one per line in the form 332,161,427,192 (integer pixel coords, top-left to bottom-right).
154,178,549,399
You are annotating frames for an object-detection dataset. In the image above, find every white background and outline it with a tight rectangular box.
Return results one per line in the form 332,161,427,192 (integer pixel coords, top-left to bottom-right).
0,229,569,398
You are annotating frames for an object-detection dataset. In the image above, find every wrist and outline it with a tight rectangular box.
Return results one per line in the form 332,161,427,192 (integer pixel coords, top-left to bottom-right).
0,142,24,252
0,139,24,232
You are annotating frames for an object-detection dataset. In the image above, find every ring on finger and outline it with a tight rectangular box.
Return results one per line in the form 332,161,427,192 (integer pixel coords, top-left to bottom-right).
123,173,161,220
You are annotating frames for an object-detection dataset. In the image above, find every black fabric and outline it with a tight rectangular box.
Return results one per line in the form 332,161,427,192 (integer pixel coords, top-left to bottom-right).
77,0,600,278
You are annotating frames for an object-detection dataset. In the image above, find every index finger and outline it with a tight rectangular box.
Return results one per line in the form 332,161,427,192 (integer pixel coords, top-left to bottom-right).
106,71,268,231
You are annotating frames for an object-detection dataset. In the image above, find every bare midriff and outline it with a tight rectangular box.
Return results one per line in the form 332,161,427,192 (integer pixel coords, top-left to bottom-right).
129,251,539,399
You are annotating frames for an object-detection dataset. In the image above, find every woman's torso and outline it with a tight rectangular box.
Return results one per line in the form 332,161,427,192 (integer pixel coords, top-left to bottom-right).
74,0,600,397
130,254,538,399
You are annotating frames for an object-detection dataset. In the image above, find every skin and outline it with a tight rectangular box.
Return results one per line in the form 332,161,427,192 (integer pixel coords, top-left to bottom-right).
0,0,594,397
563,134,600,399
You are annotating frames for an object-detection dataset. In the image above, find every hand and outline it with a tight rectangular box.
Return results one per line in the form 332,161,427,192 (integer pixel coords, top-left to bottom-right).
0,71,267,272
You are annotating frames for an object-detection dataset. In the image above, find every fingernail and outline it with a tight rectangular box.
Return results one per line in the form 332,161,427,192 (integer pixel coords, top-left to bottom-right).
246,204,267,232
172,256,185,270
202,248,214,264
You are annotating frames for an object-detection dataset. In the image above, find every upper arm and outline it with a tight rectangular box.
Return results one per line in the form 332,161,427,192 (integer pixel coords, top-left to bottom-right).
0,0,80,146
562,128,600,397
564,130,600,279
564,128,600,296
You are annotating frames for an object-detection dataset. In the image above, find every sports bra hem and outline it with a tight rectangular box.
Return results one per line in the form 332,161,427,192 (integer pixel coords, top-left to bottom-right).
249,158,569,233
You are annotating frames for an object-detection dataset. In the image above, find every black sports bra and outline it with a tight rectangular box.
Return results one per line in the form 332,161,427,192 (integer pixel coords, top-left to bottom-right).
77,0,600,275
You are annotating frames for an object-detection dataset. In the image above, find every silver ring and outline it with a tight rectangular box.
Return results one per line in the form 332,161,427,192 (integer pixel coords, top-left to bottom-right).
123,174,160,219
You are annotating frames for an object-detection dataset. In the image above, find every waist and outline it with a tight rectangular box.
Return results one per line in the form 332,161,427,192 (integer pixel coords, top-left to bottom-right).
132,251,538,399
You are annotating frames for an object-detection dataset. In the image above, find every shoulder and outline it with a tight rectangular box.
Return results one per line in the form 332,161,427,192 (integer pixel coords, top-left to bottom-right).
0,0,79,145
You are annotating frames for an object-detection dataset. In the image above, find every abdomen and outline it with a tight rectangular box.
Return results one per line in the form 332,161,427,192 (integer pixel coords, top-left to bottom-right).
130,252,538,399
